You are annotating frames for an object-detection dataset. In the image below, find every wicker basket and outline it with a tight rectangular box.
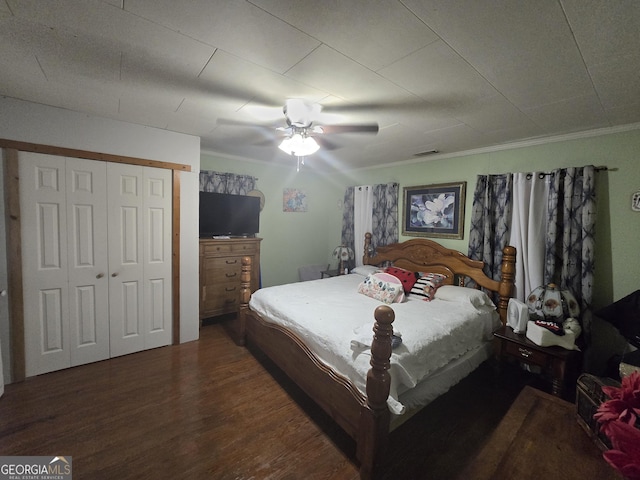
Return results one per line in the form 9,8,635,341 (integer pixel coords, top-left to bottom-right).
575,373,620,451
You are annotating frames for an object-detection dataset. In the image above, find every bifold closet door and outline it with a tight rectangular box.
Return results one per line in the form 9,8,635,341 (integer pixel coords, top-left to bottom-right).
107,164,172,357
21,154,172,376
141,167,172,350
21,153,110,376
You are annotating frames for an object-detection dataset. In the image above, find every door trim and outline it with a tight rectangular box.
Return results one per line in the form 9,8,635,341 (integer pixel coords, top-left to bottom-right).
0,139,191,173
3,142,189,382
3,150,25,381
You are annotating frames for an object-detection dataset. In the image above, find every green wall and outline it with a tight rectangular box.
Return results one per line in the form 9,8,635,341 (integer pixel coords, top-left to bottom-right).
202,127,640,309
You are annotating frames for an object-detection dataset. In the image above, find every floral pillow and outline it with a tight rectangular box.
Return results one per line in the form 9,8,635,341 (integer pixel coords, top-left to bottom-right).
384,266,419,293
358,272,405,304
410,273,446,301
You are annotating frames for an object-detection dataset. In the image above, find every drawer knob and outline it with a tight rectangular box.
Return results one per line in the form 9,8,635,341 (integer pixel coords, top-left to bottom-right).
518,347,533,358
226,259,238,264
225,287,236,292
226,272,237,278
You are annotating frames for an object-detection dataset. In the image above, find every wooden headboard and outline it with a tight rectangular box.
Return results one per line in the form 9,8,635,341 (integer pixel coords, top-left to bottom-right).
362,233,516,323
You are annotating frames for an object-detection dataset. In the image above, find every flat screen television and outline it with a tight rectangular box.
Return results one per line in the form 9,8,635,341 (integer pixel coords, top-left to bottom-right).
199,192,260,237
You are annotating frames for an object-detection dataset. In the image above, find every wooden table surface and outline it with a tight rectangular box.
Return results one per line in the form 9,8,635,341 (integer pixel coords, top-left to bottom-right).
458,385,621,479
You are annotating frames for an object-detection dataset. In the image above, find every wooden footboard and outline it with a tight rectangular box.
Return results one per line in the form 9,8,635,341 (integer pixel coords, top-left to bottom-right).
237,256,394,479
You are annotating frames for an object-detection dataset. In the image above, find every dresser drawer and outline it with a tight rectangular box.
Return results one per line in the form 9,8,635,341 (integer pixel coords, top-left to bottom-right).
206,286,240,311
201,242,230,255
201,241,258,256
208,257,241,281
230,241,258,254
504,341,549,367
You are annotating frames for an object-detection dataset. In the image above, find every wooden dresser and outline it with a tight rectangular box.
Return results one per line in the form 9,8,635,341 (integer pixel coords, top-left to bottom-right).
199,237,262,322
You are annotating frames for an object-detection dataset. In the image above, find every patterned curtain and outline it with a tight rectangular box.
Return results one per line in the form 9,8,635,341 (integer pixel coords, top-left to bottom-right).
371,183,399,247
544,165,596,311
341,187,355,254
199,170,256,194
469,166,597,314
341,183,398,259
468,174,513,281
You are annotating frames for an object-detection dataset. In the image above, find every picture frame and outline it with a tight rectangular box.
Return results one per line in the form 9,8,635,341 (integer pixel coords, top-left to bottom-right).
402,182,466,239
283,188,308,212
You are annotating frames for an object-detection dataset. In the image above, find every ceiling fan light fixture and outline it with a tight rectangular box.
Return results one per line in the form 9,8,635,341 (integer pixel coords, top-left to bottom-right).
278,133,320,156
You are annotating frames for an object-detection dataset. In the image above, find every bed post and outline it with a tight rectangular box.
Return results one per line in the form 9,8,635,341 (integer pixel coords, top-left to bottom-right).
497,245,516,324
363,232,373,264
357,305,394,480
231,255,252,346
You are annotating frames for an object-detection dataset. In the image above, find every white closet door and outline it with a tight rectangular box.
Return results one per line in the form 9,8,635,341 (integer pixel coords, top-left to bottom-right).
143,167,172,349
21,153,71,376
107,163,145,357
66,158,110,367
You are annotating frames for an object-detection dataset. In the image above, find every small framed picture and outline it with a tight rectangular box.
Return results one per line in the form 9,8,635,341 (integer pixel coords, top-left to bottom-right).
283,188,308,212
632,191,640,212
402,182,466,239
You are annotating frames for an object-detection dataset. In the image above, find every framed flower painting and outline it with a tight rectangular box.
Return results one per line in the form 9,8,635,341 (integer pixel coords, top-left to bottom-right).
402,182,466,239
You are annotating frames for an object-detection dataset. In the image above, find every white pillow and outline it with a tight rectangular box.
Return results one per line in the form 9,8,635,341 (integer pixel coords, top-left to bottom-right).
351,265,381,277
435,285,495,309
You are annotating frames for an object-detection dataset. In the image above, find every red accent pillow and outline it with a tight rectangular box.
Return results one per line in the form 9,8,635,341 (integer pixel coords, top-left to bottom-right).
384,266,419,293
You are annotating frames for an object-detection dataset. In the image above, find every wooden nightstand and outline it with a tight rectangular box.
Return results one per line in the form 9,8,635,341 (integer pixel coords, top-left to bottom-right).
494,325,582,400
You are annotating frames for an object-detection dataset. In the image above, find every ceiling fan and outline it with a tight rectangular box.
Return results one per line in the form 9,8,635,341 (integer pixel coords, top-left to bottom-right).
218,99,379,168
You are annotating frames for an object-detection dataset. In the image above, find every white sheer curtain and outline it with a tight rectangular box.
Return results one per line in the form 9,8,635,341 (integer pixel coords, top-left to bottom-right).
353,185,373,267
509,172,548,300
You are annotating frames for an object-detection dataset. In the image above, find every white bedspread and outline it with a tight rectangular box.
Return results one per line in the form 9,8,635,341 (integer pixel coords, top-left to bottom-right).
249,274,500,415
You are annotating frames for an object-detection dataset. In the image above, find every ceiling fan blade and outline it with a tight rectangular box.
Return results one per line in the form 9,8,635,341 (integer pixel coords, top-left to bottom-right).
319,124,379,134
315,136,342,150
216,118,275,129
252,138,279,147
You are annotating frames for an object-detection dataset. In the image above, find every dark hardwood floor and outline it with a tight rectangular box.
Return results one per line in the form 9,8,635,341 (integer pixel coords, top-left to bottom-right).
0,319,535,479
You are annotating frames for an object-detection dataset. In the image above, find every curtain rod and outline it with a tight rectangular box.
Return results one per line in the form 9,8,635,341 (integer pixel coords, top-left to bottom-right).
200,170,258,181
356,182,398,190
525,165,610,180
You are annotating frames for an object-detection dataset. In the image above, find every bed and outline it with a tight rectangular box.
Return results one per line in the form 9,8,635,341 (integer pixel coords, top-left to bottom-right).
233,233,516,479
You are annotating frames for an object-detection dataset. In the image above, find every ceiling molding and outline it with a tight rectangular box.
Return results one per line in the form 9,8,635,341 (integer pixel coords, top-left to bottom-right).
357,122,640,172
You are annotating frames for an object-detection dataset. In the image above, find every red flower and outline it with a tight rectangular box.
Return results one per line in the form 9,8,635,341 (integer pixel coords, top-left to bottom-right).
596,372,640,435
595,399,639,437
602,420,640,480
595,372,640,479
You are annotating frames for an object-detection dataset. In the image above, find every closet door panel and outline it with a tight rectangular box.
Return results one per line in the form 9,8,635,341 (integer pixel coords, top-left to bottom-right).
66,158,109,367
107,163,144,357
20,153,70,376
143,168,172,349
